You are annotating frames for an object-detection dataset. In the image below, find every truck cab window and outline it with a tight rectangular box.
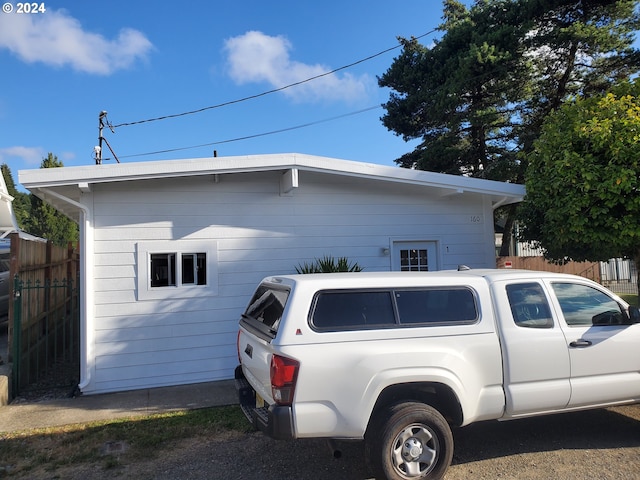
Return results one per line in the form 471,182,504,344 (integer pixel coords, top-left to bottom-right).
506,283,553,328
551,283,625,326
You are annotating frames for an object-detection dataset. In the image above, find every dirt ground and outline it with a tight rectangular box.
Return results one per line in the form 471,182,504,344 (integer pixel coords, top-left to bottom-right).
12,404,640,480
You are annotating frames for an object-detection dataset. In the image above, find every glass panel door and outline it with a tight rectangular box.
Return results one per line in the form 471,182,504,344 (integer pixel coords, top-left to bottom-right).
392,241,438,271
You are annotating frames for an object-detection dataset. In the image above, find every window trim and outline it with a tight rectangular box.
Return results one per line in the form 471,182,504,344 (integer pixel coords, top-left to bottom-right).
136,240,218,301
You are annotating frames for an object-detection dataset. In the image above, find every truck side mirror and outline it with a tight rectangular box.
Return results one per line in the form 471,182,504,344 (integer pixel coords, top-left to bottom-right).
628,305,640,324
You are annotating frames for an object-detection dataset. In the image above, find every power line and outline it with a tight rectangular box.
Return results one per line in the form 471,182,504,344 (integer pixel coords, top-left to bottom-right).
101,29,439,162
117,105,382,159
111,29,437,129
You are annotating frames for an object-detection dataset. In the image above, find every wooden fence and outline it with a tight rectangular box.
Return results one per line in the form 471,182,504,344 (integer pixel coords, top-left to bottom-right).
7,233,80,396
496,256,601,282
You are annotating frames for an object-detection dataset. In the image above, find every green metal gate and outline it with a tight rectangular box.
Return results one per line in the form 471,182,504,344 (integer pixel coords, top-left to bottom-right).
12,275,80,397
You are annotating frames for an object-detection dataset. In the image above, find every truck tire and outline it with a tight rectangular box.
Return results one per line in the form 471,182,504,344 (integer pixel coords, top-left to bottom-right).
365,402,453,480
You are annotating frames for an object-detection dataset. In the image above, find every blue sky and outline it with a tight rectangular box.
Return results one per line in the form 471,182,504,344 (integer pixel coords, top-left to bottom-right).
0,0,465,188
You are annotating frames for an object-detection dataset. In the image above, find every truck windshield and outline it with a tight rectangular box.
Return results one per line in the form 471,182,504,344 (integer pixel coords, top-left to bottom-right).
242,284,290,337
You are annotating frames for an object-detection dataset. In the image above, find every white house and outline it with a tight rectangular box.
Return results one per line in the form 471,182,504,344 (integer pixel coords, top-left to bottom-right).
19,153,525,395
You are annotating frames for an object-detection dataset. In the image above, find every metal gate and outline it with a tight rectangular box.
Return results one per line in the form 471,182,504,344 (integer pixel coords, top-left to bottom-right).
12,275,80,397
600,259,638,295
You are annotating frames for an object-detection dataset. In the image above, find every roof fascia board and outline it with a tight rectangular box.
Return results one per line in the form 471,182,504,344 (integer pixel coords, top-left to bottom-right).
19,153,526,200
296,163,525,200
18,155,291,190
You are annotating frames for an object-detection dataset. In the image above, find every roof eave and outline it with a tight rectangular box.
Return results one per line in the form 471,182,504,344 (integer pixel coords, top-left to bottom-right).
19,153,526,206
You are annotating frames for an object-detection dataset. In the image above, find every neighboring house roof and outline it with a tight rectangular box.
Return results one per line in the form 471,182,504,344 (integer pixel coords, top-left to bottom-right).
18,153,526,221
0,171,46,242
0,172,19,237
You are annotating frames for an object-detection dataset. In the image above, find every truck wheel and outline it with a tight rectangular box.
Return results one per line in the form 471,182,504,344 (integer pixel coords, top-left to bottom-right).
365,402,453,480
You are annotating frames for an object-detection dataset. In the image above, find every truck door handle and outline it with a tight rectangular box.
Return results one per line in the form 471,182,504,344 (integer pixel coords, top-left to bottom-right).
569,339,592,348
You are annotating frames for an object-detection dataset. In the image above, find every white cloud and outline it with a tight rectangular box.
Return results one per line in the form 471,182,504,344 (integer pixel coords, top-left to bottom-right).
223,31,371,103
0,146,46,167
0,9,153,75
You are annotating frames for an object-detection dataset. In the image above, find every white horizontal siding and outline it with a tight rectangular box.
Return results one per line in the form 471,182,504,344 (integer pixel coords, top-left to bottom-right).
95,318,235,346
94,295,244,318
95,308,238,331
95,211,482,229
93,354,236,392
85,170,495,394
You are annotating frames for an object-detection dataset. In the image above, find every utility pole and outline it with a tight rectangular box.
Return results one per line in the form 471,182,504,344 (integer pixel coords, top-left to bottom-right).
95,111,120,164
95,111,107,164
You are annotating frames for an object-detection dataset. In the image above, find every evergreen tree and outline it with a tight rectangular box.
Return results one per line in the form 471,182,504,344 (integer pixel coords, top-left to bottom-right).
379,0,640,255
379,0,525,180
27,153,79,246
517,0,640,152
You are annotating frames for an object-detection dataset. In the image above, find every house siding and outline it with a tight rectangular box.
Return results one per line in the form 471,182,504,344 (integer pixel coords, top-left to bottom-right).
82,169,495,393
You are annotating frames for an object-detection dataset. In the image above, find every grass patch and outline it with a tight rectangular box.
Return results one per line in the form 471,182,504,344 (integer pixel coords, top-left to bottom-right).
0,405,251,477
619,294,638,306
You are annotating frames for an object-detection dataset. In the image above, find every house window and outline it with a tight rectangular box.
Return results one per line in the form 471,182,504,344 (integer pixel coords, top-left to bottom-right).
151,253,176,287
137,241,218,300
150,253,207,287
181,253,206,285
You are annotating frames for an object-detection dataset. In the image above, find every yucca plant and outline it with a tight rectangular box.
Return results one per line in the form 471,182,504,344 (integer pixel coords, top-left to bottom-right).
295,255,363,274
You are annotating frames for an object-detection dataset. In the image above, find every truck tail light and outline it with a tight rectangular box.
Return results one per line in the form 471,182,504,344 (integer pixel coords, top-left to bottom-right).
270,354,300,406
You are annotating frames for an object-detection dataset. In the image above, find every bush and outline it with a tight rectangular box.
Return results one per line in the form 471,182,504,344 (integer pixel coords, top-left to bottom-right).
295,255,363,274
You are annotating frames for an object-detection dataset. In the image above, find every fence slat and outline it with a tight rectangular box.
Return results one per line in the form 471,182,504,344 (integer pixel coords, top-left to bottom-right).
8,234,80,398
496,256,602,281
497,256,637,295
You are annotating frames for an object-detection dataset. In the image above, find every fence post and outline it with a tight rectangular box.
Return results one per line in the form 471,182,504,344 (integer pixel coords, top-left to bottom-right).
7,232,20,364
11,275,22,397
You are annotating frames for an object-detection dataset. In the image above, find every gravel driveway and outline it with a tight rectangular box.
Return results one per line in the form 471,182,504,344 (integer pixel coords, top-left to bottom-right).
39,404,639,480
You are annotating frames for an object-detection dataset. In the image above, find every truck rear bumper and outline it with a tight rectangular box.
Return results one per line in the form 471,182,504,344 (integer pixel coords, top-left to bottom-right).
234,365,295,440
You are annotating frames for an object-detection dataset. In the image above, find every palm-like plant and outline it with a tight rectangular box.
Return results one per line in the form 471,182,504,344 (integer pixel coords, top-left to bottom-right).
295,255,363,274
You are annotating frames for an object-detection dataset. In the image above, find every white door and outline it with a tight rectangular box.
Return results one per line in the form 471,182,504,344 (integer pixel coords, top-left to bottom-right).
493,281,571,416
392,241,438,271
548,281,640,407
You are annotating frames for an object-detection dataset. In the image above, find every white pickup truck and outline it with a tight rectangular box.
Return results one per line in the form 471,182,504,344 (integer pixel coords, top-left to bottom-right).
235,269,640,480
